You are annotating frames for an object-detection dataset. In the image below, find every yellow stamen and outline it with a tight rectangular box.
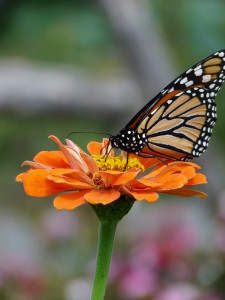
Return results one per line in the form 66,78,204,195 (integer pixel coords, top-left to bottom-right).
92,155,145,172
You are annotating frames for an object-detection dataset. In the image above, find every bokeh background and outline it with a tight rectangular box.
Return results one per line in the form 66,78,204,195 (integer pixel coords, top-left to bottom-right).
1,0,225,299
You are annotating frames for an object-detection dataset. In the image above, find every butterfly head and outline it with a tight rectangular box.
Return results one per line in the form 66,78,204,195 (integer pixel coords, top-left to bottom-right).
109,129,130,150
110,128,147,154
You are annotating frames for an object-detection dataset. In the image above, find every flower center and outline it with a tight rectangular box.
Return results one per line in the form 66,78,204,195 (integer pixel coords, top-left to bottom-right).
92,173,105,189
92,155,145,172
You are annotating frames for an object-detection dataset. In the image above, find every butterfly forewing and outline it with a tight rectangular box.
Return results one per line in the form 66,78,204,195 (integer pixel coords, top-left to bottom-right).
111,50,225,161
126,49,225,130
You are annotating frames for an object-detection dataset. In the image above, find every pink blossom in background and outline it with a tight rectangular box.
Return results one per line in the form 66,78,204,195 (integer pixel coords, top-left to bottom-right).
108,255,127,282
129,239,159,270
0,254,44,297
204,292,223,300
151,207,200,257
41,209,78,243
155,284,200,300
119,267,158,298
214,226,225,252
166,259,194,281
64,278,92,300
218,191,225,223
109,205,210,299
125,207,199,276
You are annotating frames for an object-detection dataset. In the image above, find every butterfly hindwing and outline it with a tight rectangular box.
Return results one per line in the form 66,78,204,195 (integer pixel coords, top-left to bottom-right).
137,87,216,160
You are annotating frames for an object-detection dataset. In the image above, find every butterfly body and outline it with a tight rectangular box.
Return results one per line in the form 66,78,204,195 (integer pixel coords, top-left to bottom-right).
110,50,225,161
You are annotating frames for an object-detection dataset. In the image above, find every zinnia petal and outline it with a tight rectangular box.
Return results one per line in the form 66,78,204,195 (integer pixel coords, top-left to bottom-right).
66,138,98,174
23,169,74,197
34,151,70,168
16,173,26,182
22,160,50,170
54,191,86,210
181,165,196,180
125,188,159,203
87,141,103,156
47,174,92,190
187,173,207,185
144,161,200,180
49,135,89,173
165,188,207,198
49,169,92,184
87,138,114,156
156,174,188,190
135,178,162,188
97,169,139,187
84,189,120,205
79,151,99,174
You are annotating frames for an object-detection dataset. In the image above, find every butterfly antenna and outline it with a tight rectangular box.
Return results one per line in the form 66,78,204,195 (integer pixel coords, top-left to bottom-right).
104,146,113,161
67,131,112,139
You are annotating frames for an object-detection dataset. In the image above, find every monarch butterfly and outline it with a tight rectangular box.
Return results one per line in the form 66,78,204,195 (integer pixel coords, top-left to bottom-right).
109,49,225,161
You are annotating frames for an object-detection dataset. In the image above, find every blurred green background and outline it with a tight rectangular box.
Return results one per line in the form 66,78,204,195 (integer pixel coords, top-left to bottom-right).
1,0,225,299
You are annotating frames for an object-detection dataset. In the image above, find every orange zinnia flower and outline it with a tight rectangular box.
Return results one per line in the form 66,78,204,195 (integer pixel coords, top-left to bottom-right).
16,135,207,210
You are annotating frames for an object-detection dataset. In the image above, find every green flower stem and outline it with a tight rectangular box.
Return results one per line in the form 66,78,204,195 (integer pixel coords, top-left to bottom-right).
91,219,118,300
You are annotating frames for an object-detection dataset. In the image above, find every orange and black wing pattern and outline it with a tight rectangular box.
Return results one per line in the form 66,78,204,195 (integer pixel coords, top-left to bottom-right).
110,50,225,161
137,87,216,160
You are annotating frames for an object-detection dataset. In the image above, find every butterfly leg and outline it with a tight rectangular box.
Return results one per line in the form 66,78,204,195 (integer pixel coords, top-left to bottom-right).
123,152,129,171
104,147,113,162
101,139,111,158
155,156,168,166
103,139,113,162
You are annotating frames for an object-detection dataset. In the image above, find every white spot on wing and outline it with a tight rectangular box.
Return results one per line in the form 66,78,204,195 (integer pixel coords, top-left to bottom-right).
174,77,181,84
202,75,211,82
185,80,194,87
151,107,159,115
186,68,192,74
194,65,202,71
180,77,188,84
168,87,174,92
175,91,183,96
195,69,203,76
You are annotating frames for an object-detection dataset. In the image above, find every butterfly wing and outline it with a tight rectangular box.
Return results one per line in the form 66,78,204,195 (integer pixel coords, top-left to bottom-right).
137,87,216,160
126,49,225,131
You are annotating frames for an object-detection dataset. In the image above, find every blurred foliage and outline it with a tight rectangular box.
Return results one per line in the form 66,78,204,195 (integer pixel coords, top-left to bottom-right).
0,0,121,72
152,0,225,58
